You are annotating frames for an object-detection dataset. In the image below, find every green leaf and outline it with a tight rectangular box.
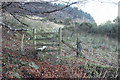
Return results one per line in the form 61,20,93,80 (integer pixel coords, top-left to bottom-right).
28,62,39,70
11,72,21,78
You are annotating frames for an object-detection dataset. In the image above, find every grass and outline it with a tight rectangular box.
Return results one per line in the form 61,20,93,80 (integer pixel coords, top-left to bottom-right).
20,14,118,71
22,15,64,32
62,31,118,67
3,13,119,78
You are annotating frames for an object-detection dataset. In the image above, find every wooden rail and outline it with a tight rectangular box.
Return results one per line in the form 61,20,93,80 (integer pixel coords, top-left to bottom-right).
35,32,57,35
62,38,83,57
36,43,59,46
32,27,83,57
32,28,62,54
36,49,59,52
62,40,77,52
35,38,53,40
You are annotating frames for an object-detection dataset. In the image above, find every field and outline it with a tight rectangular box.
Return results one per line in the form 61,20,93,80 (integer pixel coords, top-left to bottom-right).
2,14,119,78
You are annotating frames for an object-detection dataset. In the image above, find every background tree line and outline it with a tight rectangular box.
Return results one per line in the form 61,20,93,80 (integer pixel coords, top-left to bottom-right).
69,18,118,39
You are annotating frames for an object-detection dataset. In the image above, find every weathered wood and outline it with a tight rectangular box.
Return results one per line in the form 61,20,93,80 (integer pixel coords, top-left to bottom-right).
62,40,77,52
35,38,55,40
36,43,59,46
36,49,59,52
32,28,63,54
76,32,79,57
76,33,83,57
59,28,62,54
62,40,84,57
35,38,59,42
33,29,35,46
33,29,37,50
21,34,24,52
35,32,57,35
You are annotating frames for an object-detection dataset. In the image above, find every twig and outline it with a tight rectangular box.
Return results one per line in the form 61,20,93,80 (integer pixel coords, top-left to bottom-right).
1,2,12,9
98,70,102,78
102,70,108,78
115,68,118,78
10,2,79,14
10,13,29,27
5,11,29,27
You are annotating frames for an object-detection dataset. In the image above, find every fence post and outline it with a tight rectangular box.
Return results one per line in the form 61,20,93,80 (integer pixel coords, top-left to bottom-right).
21,33,25,52
76,33,83,57
33,29,37,50
76,32,79,57
59,28,62,54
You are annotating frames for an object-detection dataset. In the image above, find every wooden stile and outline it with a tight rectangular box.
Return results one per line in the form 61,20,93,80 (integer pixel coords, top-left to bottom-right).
32,28,62,54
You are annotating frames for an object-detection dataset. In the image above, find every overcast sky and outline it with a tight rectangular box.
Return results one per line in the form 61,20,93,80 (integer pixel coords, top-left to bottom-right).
78,0,119,25
59,0,118,25
53,0,118,25
25,0,119,25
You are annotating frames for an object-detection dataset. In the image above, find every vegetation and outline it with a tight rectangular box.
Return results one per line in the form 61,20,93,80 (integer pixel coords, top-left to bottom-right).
71,21,118,39
50,3,95,22
1,1,119,79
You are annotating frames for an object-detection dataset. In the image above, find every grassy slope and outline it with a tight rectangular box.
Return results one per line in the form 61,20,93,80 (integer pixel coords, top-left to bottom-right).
16,15,118,68
61,26,118,65
23,16,64,32
67,33,118,67
3,14,119,78
2,24,86,78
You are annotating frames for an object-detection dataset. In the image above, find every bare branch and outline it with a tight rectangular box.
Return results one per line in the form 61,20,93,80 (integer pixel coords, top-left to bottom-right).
40,2,79,14
9,12,29,27
1,1,84,27
1,2,12,9
9,1,80,14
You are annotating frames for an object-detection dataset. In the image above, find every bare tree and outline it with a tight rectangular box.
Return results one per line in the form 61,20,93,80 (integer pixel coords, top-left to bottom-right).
1,0,117,27
1,0,86,27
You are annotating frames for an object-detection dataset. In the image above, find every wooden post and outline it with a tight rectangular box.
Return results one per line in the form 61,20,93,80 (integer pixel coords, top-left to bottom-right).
76,32,79,57
21,34,24,52
76,33,83,57
33,29,37,50
59,28,62,54
0,26,2,79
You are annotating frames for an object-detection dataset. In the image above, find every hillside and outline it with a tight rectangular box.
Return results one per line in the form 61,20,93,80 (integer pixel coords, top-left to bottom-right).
1,2,119,79
2,24,119,78
2,25,87,78
3,2,95,23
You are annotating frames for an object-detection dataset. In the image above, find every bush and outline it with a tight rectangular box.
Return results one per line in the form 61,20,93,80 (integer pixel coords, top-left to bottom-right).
98,23,118,38
74,21,118,39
